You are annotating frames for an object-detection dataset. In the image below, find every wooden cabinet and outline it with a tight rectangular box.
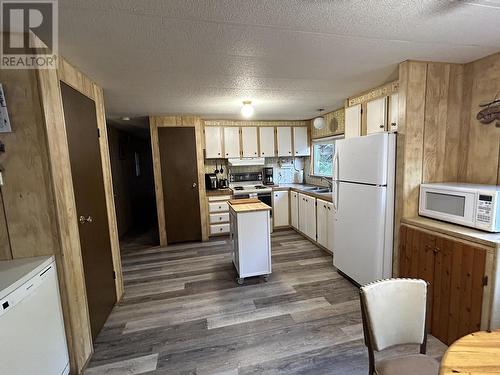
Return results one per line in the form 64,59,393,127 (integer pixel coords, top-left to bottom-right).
399,225,487,345
290,191,299,229
277,127,292,156
316,199,334,252
241,127,258,157
293,126,310,156
344,104,362,139
366,97,388,135
259,127,275,157
389,93,399,132
298,193,316,240
273,190,289,228
223,127,240,158
204,126,222,158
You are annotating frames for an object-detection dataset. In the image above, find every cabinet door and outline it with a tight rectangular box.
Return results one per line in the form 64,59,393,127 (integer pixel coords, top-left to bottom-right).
316,199,328,247
293,126,310,156
204,126,222,158
223,127,241,158
366,97,388,135
399,225,487,346
298,193,306,233
273,190,289,227
344,104,361,138
241,127,258,157
277,127,292,157
290,191,299,229
259,127,275,157
389,93,399,131
304,195,316,240
326,202,334,252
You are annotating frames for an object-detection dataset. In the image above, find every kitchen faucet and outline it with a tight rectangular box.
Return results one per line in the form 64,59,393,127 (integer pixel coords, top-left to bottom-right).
319,176,333,192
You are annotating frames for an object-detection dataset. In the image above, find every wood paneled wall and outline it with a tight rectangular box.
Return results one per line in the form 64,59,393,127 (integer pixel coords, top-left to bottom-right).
150,116,208,245
0,54,123,374
394,53,500,274
460,52,500,185
0,69,60,260
310,107,345,139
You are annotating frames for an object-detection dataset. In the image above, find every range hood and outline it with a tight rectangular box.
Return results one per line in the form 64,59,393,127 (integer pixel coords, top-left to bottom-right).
228,158,265,166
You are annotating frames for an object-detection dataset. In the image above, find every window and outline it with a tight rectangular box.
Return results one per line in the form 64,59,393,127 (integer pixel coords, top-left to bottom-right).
311,136,341,177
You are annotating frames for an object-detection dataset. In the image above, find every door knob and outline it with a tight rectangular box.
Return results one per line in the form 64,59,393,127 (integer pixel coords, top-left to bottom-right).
79,215,93,224
192,182,197,188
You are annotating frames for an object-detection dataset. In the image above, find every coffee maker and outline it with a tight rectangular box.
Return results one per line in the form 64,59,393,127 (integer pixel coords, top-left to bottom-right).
263,167,274,185
205,173,218,190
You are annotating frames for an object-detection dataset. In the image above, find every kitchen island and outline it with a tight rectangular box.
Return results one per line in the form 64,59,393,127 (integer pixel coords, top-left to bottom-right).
228,198,272,285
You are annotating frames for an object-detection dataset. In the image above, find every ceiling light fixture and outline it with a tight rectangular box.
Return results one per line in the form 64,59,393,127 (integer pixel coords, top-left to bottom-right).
121,117,130,121
313,109,325,129
241,101,254,118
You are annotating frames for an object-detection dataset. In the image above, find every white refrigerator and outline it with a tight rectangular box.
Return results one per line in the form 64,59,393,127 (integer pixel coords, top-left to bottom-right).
332,132,396,285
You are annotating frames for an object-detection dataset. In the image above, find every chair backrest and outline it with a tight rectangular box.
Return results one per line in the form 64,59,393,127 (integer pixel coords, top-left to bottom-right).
360,278,428,351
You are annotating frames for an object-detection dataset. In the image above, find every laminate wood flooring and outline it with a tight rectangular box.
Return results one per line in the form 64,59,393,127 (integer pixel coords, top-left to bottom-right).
85,229,446,375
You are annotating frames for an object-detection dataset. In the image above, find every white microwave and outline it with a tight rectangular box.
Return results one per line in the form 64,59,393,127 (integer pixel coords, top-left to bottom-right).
419,183,500,232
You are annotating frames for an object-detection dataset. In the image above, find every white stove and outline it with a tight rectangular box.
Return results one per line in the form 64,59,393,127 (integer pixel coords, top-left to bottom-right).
229,172,273,197
230,183,273,196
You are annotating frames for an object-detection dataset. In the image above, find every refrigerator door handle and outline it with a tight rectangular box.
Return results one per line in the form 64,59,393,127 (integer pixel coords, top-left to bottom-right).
333,150,339,212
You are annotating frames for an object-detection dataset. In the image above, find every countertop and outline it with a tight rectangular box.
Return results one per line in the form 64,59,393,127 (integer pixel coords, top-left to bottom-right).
0,256,54,299
273,184,333,202
206,184,333,202
402,216,500,248
228,198,272,213
206,188,232,196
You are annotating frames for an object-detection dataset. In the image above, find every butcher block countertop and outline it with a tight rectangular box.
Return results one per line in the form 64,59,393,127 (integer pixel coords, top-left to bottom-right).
206,188,232,197
228,198,272,213
402,216,500,248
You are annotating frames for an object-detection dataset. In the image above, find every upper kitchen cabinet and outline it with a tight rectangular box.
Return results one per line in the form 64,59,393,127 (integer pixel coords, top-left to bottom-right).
344,104,361,139
241,127,258,157
389,93,399,132
293,127,310,156
204,126,222,159
223,127,241,158
277,127,292,156
366,97,388,135
259,127,276,157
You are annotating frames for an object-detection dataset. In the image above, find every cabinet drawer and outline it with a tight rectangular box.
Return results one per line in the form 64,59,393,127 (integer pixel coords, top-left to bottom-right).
210,223,230,235
209,201,229,213
210,213,229,224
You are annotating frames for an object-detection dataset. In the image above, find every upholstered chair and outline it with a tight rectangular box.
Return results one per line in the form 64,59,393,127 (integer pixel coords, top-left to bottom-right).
359,278,439,375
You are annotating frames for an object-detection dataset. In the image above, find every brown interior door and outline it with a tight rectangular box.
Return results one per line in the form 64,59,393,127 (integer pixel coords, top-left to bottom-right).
158,127,202,243
61,82,116,340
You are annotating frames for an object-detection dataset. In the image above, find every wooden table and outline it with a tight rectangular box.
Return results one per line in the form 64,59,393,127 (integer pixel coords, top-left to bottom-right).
440,330,500,374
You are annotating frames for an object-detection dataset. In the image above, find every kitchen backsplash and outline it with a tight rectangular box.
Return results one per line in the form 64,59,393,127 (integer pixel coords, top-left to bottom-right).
204,158,306,184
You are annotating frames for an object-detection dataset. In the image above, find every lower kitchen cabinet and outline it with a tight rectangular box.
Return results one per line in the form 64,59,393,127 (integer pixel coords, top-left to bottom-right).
290,191,299,229
273,190,289,228
298,193,316,240
399,225,488,345
207,195,231,236
317,199,334,252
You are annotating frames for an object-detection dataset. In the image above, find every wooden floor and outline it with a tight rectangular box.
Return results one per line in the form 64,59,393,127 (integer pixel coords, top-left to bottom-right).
85,229,446,375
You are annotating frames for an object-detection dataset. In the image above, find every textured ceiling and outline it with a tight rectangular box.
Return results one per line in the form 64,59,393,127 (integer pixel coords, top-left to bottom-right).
58,0,500,120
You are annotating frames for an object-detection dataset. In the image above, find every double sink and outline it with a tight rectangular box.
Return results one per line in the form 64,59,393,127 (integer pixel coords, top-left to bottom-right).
300,186,332,194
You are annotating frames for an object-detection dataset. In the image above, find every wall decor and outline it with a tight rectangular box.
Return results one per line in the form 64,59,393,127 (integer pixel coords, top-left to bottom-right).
476,94,500,128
